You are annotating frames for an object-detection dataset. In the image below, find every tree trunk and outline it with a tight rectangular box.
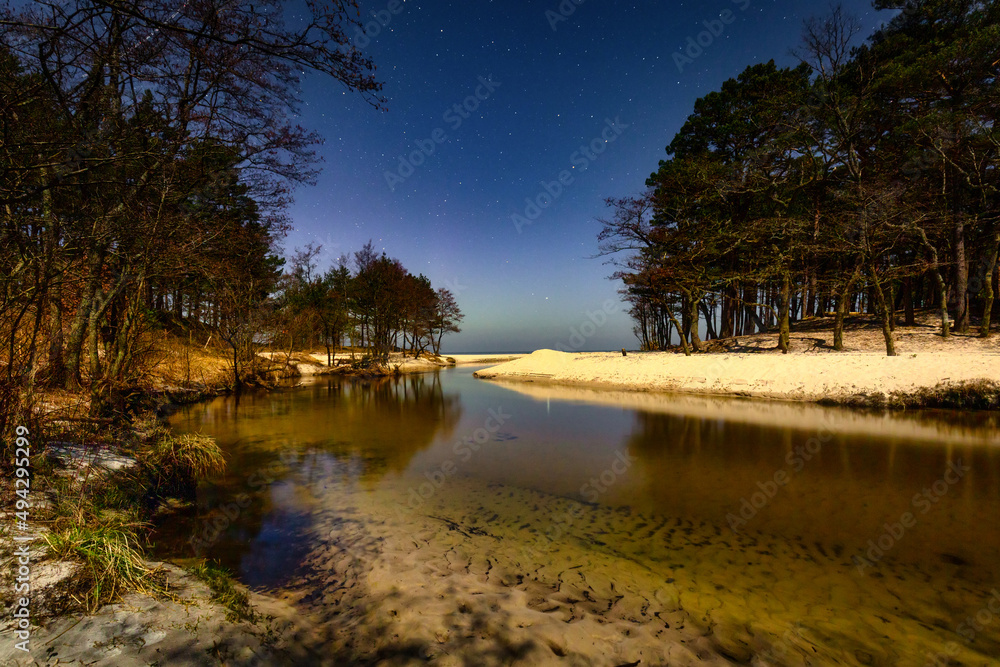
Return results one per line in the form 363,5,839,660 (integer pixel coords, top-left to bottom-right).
192,289,202,323
326,324,333,366
47,293,66,386
953,216,969,332
686,292,702,352
913,225,950,338
980,231,1000,338
699,301,718,341
777,273,791,354
903,277,916,326
868,264,897,357
64,252,104,389
887,281,896,332
833,270,858,352
664,301,689,356
87,289,104,384
231,343,242,392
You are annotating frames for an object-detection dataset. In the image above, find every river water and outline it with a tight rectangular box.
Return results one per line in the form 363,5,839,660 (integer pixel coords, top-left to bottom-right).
162,366,1000,666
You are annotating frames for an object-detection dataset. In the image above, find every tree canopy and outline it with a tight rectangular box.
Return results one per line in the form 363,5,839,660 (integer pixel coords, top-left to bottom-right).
603,1,999,356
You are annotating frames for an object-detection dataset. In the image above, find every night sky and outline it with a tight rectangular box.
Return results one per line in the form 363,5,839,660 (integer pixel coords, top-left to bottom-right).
283,0,892,354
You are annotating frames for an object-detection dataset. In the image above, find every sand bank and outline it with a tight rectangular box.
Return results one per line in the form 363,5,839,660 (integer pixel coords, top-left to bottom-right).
473,348,1000,404
447,353,527,365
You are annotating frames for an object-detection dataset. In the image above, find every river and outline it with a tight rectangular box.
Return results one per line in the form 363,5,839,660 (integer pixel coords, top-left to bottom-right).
161,366,1000,666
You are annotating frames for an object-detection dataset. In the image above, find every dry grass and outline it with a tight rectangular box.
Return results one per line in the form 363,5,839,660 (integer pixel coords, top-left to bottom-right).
147,332,233,390
832,379,1000,410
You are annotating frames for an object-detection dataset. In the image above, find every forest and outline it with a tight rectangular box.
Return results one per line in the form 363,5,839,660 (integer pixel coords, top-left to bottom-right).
601,1,999,356
0,0,461,436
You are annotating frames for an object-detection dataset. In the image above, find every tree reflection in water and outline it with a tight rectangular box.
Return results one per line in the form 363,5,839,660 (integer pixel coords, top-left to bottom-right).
158,373,462,585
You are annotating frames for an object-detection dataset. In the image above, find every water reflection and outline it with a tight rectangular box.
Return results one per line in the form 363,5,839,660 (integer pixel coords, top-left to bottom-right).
487,380,1000,581
625,410,1000,581
159,369,1000,664
176,373,461,474
158,373,461,583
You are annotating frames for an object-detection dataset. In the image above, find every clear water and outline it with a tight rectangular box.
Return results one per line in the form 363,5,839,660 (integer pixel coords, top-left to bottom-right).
161,367,1000,665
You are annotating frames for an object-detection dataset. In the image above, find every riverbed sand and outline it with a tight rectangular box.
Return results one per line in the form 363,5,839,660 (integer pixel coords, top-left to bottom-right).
276,471,997,666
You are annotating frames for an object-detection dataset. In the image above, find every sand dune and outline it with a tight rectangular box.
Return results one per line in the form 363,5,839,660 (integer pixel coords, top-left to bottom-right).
474,348,1000,404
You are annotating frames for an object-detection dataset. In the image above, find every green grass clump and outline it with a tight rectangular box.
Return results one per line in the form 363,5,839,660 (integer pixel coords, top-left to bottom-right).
139,429,226,495
45,520,164,611
188,561,258,623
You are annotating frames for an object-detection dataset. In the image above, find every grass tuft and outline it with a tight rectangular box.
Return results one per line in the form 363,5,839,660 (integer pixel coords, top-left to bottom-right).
188,561,259,623
139,429,226,495
45,520,165,611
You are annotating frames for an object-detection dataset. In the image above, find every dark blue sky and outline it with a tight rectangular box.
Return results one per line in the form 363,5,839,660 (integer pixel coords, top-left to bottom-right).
282,0,892,353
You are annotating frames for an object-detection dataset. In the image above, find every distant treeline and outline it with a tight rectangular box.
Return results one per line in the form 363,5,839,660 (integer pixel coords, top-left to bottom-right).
600,1,999,355
0,1,417,428
278,241,463,365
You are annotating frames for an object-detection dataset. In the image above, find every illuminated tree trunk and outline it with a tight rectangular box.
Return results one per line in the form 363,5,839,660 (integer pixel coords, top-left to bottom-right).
777,273,791,354
981,231,1000,338
868,263,897,357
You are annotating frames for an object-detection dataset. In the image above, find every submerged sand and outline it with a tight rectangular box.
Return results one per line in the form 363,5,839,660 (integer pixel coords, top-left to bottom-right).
473,348,1000,403
269,471,998,666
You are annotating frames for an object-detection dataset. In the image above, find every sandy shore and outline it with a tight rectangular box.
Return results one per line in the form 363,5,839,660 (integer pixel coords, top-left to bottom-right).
447,353,527,365
473,347,1000,403
0,562,328,666
281,352,526,375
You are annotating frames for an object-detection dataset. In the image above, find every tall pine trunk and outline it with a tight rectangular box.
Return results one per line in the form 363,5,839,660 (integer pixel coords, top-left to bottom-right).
913,226,950,338
664,300,689,356
777,273,791,354
980,231,1000,338
833,267,858,352
953,217,969,332
868,263,897,357
902,277,916,326
686,291,702,352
